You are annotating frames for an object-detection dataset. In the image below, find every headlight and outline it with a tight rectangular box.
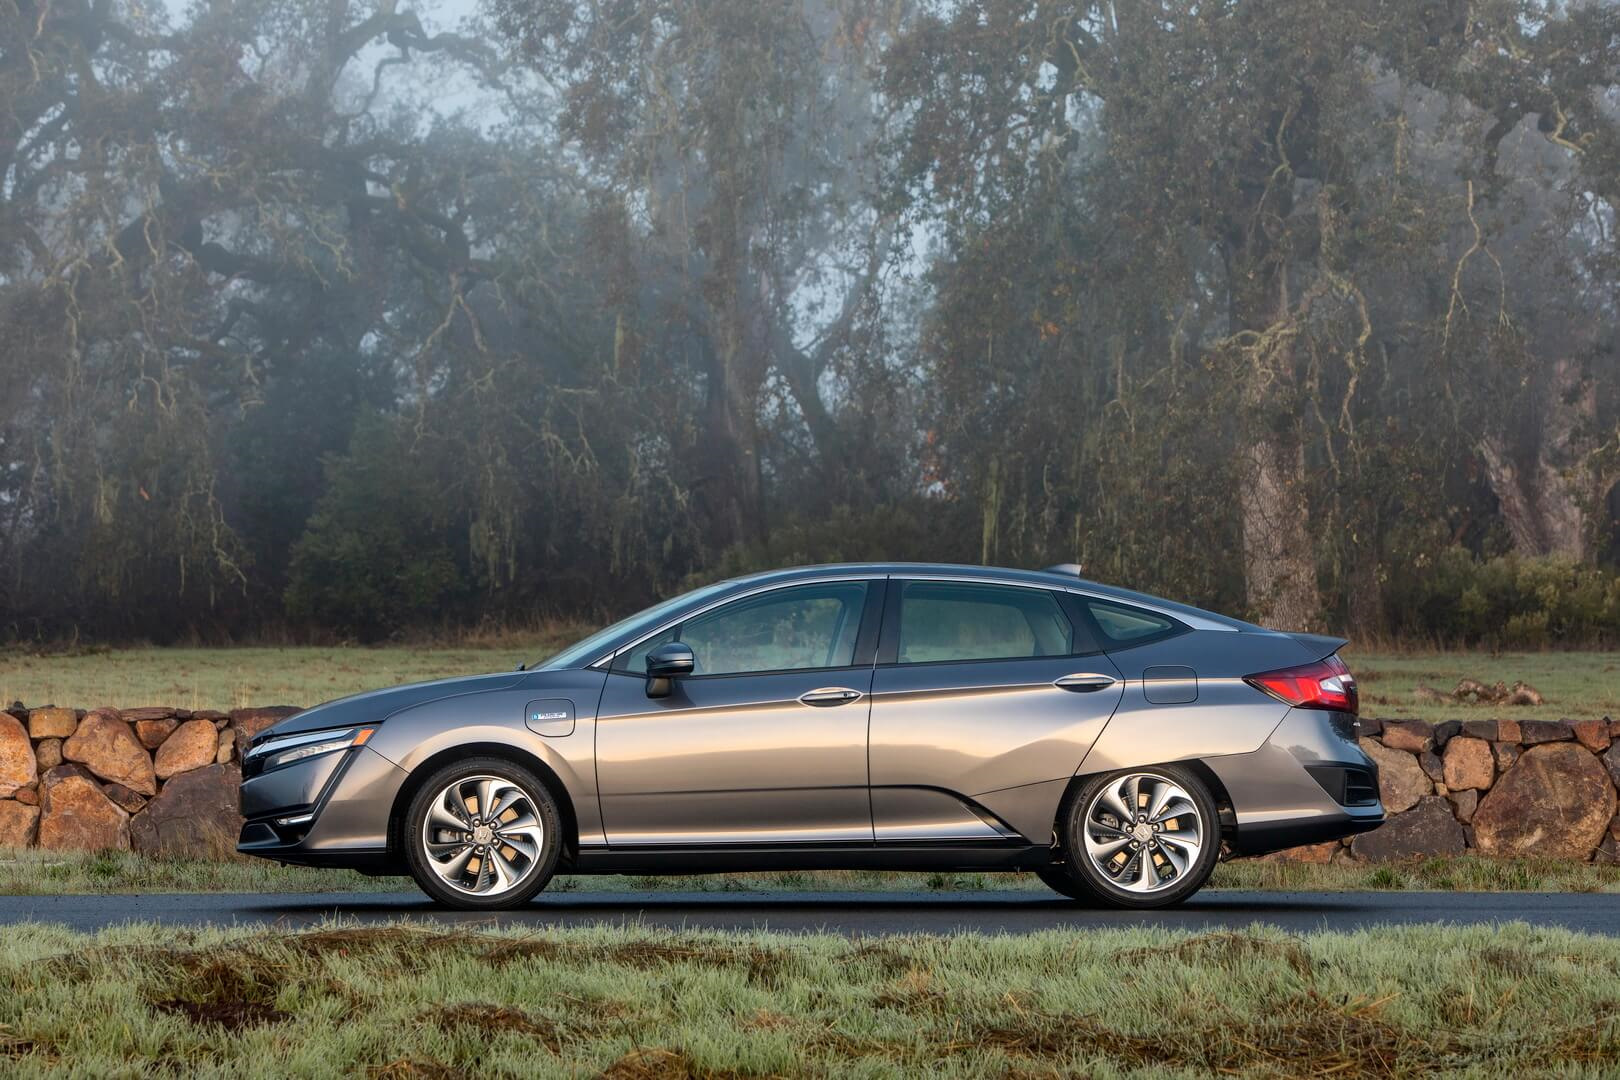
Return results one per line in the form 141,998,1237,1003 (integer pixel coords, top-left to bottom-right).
247,726,375,771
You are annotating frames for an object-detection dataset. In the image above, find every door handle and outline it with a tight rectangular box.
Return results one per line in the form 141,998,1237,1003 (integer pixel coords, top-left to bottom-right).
799,687,864,707
1054,673,1117,692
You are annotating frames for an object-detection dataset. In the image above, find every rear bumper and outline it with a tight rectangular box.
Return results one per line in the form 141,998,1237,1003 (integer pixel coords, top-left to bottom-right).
1206,708,1386,857
237,744,408,871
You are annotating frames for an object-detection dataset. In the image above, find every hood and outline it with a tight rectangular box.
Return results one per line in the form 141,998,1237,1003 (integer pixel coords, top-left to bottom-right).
253,670,527,745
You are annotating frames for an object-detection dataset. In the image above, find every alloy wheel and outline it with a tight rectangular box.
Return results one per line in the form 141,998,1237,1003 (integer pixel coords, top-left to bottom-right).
1081,772,1204,894
418,774,546,896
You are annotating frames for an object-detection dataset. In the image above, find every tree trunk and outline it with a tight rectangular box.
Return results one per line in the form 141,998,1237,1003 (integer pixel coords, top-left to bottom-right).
1477,358,1608,561
1232,263,1323,631
1239,427,1322,630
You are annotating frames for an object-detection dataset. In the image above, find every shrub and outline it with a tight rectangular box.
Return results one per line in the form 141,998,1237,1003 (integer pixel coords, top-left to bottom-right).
1390,548,1620,646
284,416,466,639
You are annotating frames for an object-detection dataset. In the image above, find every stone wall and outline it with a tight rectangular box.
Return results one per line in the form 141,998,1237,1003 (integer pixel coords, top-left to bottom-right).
1270,716,1620,864
0,705,298,855
2,705,1618,862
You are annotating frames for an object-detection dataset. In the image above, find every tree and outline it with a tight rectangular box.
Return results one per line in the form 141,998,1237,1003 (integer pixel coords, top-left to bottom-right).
489,0,905,552
883,0,1619,629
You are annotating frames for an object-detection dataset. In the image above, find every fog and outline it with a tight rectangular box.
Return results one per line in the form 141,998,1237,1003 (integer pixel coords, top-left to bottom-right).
2,0,1617,644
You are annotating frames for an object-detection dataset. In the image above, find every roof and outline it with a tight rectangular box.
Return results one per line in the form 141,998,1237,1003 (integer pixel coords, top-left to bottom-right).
715,563,1256,632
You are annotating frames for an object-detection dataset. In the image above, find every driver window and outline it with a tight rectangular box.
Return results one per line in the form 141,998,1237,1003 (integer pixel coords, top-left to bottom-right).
619,582,868,677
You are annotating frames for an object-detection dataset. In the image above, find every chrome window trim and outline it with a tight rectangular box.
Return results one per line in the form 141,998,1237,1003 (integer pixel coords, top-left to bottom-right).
591,570,1236,669
891,573,1238,633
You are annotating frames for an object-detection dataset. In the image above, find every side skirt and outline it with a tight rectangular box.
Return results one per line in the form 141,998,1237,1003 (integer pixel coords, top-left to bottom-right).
564,842,1054,875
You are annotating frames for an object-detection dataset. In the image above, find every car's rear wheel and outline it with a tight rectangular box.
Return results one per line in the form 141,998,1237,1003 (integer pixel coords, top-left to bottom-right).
1044,764,1219,909
402,757,561,910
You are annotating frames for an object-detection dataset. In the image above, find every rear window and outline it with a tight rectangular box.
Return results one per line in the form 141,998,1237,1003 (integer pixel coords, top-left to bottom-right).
1085,599,1183,646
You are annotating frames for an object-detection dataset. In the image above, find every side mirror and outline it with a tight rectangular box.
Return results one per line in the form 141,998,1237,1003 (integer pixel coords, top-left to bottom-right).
644,641,695,698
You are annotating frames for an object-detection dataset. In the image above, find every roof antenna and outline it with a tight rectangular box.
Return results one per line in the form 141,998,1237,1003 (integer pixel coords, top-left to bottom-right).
1043,563,1084,576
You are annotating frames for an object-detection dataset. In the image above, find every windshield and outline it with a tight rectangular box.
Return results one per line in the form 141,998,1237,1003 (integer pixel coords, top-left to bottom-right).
536,579,737,670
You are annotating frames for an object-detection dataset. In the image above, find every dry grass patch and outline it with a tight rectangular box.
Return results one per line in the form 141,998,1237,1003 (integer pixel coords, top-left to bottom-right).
6,920,1613,1076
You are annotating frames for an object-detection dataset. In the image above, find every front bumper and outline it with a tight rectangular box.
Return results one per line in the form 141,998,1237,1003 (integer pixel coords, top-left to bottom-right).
237,744,408,871
1206,708,1386,856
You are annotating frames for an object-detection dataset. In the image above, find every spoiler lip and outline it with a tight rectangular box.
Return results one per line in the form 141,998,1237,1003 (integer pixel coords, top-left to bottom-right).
1283,631,1350,661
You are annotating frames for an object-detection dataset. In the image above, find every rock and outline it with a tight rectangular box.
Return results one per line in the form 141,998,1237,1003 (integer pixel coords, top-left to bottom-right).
34,738,62,771
130,764,242,858
26,707,78,739
0,713,36,798
1418,750,1445,783
1497,719,1522,743
1505,681,1545,706
1494,741,1521,772
133,718,179,749
1609,717,1619,738
1519,719,1572,745
14,784,38,806
37,766,130,851
1442,737,1494,792
229,707,301,747
1473,743,1618,859
1257,841,1338,863
1359,737,1431,813
1380,721,1435,754
192,710,228,723
153,719,218,780
101,783,147,814
1356,716,1383,737
1431,720,1461,749
1603,743,1620,792
1572,718,1611,753
0,800,40,847
215,729,235,764
63,709,156,796
1462,720,1500,741
121,707,175,724
1351,797,1466,861
1447,788,1479,824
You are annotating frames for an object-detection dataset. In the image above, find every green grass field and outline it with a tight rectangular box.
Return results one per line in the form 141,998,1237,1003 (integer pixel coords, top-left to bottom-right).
3,849,1618,896
1347,646,1620,723
2,639,1615,720
0,919,1616,1076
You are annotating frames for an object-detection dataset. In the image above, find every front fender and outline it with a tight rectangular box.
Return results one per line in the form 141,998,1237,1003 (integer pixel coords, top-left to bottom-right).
365,669,609,846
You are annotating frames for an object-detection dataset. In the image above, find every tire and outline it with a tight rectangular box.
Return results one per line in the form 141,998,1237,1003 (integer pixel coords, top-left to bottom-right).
402,756,562,910
1044,764,1220,909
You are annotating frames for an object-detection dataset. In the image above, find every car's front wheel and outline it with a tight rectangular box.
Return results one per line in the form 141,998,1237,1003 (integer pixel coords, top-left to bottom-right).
402,757,562,910
1043,764,1219,909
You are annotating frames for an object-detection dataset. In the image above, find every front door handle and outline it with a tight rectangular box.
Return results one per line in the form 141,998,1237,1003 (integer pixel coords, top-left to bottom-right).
1054,673,1117,692
799,687,864,707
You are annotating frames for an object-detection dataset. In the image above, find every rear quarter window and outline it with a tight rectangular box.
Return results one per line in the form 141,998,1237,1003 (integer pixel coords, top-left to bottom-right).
1084,598,1186,648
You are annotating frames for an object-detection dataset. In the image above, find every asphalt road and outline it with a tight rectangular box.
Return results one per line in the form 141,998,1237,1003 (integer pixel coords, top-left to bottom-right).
0,889,1615,935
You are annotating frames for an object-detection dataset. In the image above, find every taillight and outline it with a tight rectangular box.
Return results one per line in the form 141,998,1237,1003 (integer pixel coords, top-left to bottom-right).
1245,654,1358,714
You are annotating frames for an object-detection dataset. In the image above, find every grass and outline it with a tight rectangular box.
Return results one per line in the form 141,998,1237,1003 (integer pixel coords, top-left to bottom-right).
3,848,1618,896
0,636,583,713
1346,646,1620,723
0,918,1617,1076
3,639,1616,719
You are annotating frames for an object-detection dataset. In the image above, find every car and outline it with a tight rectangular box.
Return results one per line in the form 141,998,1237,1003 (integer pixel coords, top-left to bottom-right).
237,563,1383,909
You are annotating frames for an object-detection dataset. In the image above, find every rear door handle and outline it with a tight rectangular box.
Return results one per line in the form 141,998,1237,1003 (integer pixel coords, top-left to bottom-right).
799,687,864,707
1054,673,1117,692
